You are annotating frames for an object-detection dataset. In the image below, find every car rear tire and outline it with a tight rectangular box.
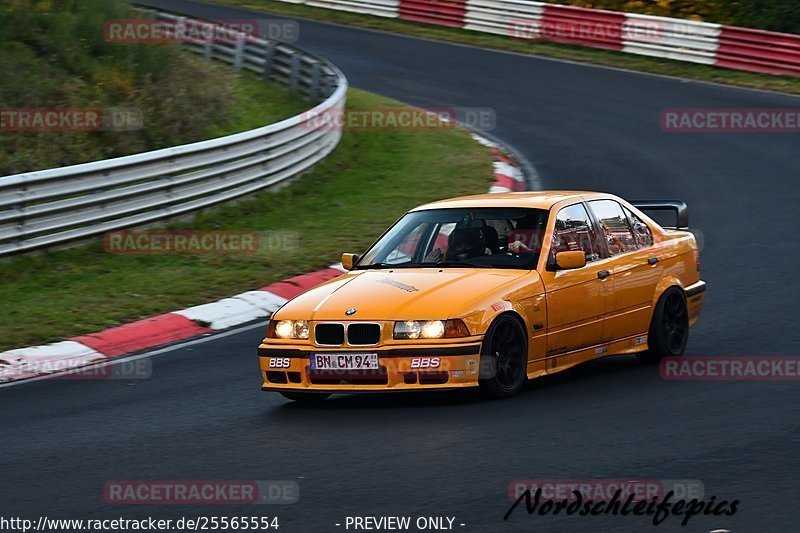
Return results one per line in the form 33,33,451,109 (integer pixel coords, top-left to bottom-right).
280,392,332,402
638,287,689,364
479,315,528,399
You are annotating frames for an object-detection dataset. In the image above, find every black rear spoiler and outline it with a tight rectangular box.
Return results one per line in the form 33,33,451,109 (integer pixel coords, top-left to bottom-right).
630,200,689,230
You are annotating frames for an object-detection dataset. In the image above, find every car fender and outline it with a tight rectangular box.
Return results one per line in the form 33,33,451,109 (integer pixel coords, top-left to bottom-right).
482,301,530,335
650,274,685,317
452,271,543,337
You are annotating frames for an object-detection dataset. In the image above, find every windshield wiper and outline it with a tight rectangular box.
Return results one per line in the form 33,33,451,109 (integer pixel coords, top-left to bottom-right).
358,261,492,269
355,262,414,270
418,260,492,268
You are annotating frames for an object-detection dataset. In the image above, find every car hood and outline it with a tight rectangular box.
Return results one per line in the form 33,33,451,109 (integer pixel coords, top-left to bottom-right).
274,268,531,321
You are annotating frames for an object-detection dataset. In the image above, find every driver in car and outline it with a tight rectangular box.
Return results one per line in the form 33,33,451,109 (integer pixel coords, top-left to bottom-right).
508,239,535,255
425,227,486,262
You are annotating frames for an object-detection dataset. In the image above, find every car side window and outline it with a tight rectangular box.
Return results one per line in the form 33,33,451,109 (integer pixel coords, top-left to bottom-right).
588,200,638,256
623,206,654,248
553,203,601,263
589,200,638,256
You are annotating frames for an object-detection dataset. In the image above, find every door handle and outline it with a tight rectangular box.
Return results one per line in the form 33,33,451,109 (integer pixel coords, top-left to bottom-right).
597,270,610,279
648,257,660,265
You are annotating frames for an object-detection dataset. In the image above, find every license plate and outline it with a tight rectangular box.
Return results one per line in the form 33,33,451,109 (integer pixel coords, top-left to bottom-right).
311,353,379,370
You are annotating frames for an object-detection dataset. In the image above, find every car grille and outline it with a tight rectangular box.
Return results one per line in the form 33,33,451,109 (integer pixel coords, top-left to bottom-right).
315,323,344,345
347,323,381,346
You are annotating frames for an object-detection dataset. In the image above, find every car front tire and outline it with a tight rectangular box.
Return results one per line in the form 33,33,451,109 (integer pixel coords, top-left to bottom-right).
478,315,528,399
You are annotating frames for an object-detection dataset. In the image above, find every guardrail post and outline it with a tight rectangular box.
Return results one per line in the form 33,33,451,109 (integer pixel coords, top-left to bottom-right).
289,54,300,92
233,36,245,72
324,72,337,99
175,16,186,43
10,201,24,252
262,42,275,80
310,61,321,101
203,22,213,59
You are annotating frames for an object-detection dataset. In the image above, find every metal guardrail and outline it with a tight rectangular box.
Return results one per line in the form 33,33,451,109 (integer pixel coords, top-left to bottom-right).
464,0,543,37
421,0,725,65
309,0,398,18
0,7,348,257
718,26,800,76
622,13,720,66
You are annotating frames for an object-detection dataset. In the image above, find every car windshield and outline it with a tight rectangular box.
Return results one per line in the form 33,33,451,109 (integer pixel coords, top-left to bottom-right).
357,207,549,270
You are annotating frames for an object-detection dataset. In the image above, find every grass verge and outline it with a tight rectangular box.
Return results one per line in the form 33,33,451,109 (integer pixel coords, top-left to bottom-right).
0,88,492,351
206,74,308,138
214,0,800,95
0,0,307,176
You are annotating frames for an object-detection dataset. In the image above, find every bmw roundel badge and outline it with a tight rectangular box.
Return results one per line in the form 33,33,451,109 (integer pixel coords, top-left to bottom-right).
345,308,357,316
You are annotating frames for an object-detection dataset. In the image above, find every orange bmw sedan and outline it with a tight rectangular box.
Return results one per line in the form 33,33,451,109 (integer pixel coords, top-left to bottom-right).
258,191,705,400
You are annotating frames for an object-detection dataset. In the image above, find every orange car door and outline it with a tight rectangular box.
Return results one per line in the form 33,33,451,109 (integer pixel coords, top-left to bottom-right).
540,203,613,372
587,200,662,343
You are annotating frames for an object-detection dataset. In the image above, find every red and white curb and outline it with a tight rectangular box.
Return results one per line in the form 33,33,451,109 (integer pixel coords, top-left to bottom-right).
0,266,346,382
0,135,527,383
470,133,528,193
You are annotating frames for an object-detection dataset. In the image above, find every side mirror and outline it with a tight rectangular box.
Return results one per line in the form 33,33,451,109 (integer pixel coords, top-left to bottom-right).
341,253,359,271
555,251,586,270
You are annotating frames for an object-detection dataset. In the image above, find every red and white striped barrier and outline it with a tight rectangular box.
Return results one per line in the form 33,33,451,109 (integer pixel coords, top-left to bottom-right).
274,0,800,77
540,3,625,51
717,26,800,76
465,0,543,37
308,0,398,18
399,0,468,28
622,14,720,65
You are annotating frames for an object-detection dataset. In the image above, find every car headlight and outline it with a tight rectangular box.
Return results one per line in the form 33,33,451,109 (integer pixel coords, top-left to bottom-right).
268,320,309,340
393,319,470,339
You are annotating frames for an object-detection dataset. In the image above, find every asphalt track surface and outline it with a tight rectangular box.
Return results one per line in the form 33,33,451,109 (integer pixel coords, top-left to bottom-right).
4,1,800,531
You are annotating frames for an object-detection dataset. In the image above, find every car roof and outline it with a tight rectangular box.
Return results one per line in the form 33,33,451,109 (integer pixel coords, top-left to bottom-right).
412,191,610,211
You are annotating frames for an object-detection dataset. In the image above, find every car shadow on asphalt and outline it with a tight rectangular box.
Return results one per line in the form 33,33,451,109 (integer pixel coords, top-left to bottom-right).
270,354,652,411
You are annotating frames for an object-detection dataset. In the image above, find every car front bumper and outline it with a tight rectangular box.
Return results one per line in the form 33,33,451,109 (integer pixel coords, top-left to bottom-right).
258,342,483,392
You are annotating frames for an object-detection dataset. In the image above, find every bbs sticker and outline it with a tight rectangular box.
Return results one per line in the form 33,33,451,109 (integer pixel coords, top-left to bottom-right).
269,357,291,368
411,357,441,369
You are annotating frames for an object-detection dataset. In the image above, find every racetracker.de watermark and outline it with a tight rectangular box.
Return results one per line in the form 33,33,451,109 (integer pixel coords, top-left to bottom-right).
508,18,696,43
104,18,298,44
2,359,152,381
103,230,298,255
661,109,800,132
104,480,298,504
1,108,143,132
661,356,800,381
508,19,622,42
300,107,496,132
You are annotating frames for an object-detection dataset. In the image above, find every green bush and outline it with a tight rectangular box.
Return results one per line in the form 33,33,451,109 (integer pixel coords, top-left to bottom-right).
0,0,237,175
719,0,800,34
